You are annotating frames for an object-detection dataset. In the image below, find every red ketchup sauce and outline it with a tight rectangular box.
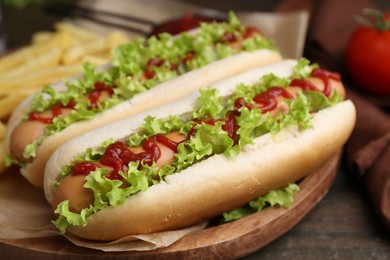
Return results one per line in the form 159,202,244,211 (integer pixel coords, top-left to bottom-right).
148,12,224,37
71,162,100,176
243,26,262,39
29,81,114,124
223,110,240,143
28,102,76,124
71,135,182,180
291,68,341,97
88,81,115,109
220,26,261,44
144,58,165,80
221,31,237,43
253,87,293,113
70,68,340,180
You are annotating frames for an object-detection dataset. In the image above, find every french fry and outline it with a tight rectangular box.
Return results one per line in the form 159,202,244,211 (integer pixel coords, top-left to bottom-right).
0,118,7,175
0,46,38,73
0,94,28,120
0,48,62,81
0,64,83,94
0,121,6,140
55,22,100,42
0,139,6,174
62,37,106,65
0,89,34,99
0,32,69,74
105,31,130,49
32,31,55,44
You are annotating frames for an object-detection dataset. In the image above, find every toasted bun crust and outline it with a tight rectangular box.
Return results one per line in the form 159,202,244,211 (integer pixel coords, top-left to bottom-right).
44,59,298,203
66,100,356,241
8,49,282,187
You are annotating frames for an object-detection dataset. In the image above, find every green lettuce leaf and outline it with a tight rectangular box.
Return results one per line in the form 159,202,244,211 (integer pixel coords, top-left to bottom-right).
227,74,290,109
292,57,319,79
140,115,184,136
221,183,300,222
53,200,90,233
83,163,150,208
226,107,264,157
192,87,225,119
242,34,277,52
175,122,234,172
274,92,313,132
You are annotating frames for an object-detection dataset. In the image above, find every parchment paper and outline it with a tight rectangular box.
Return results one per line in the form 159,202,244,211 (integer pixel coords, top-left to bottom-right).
0,2,309,252
0,167,207,251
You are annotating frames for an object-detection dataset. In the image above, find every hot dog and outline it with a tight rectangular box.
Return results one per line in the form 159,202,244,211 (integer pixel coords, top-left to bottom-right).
43,59,356,241
5,12,282,187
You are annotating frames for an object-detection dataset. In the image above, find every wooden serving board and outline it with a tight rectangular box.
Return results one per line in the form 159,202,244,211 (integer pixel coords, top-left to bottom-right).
0,152,341,259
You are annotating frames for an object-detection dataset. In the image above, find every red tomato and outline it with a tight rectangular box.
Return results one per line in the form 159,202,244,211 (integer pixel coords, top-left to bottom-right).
345,9,390,95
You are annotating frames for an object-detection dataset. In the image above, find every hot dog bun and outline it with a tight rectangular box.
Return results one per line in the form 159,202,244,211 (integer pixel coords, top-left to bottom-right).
43,59,356,241
7,49,281,188
69,100,355,241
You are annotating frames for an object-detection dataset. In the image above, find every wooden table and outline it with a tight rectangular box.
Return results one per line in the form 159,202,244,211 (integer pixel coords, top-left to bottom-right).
245,164,390,259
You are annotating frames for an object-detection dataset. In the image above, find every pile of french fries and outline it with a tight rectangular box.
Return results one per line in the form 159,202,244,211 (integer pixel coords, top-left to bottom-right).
0,22,131,173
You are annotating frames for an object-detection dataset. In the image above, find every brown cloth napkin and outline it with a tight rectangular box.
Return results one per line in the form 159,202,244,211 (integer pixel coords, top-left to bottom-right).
277,0,390,229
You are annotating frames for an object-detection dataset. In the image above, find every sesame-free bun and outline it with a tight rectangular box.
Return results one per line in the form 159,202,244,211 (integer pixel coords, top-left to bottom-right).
68,100,355,241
